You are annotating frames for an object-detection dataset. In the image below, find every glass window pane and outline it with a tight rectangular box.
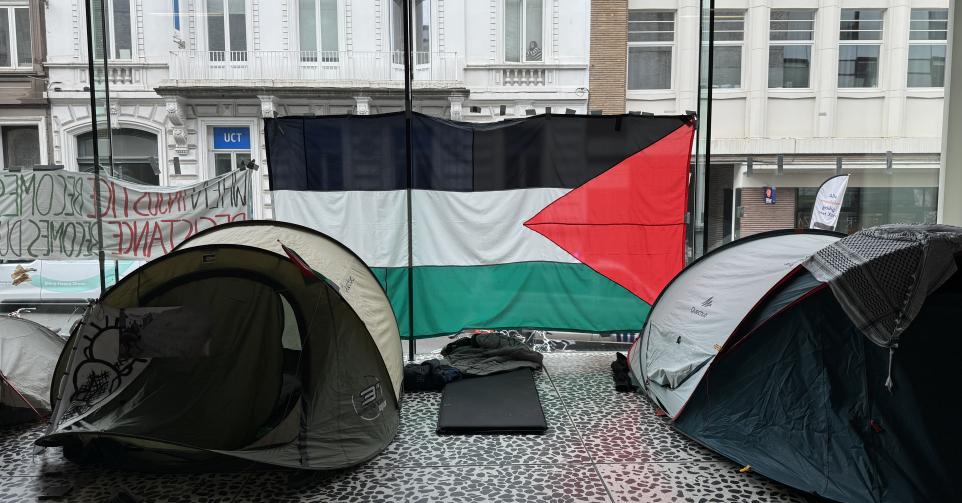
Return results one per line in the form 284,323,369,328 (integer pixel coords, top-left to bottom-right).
628,46,671,90
113,0,132,59
910,9,948,41
713,10,744,42
840,9,883,41
525,0,542,61
228,0,247,56
299,0,317,54
838,44,880,88
207,0,225,53
629,11,674,42
0,10,9,67
907,44,946,88
415,0,430,64
214,153,233,177
173,0,181,30
2,126,40,170
320,0,339,55
770,10,815,41
14,8,30,66
712,46,741,88
504,0,521,62
390,0,402,63
768,45,811,88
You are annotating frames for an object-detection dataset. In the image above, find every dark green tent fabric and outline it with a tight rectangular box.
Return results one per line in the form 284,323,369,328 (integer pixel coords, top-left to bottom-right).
675,270,962,502
38,233,401,471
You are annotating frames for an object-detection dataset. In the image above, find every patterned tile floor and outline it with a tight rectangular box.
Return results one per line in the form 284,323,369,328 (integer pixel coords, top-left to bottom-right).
0,352,815,502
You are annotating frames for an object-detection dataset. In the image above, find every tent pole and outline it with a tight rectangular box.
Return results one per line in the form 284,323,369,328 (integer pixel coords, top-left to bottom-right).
84,0,107,293
403,0,416,360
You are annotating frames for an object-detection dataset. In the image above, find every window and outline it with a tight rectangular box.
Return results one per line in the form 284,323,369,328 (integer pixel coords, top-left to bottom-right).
90,0,133,60
299,0,339,62
209,127,251,178
907,9,948,88
0,126,40,170
627,11,674,90
78,129,160,185
768,10,814,88
838,9,883,88
505,0,542,63
173,0,181,31
0,6,32,68
391,0,430,64
712,10,744,89
207,0,247,61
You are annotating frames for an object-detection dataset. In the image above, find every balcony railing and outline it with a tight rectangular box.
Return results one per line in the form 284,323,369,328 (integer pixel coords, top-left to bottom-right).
167,50,464,85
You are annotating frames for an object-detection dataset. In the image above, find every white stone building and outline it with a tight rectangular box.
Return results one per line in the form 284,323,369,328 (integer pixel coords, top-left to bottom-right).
614,0,948,247
44,0,590,217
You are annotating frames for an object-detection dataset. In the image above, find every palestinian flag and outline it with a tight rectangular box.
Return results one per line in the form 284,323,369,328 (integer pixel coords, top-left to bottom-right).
266,113,694,338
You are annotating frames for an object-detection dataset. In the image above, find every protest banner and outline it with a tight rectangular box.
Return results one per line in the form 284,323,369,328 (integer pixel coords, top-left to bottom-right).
0,169,250,260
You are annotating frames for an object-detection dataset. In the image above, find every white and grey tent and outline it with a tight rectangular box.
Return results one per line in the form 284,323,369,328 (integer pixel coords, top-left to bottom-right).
36,221,403,470
628,230,842,417
1,316,65,425
629,226,962,502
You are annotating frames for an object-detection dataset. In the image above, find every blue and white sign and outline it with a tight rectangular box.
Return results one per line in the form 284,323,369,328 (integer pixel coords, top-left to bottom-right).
213,127,251,150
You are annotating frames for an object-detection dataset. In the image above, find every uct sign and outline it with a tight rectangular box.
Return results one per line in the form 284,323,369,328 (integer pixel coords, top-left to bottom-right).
213,127,251,150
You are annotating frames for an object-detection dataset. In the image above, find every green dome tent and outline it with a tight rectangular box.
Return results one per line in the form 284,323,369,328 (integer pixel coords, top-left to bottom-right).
37,221,402,470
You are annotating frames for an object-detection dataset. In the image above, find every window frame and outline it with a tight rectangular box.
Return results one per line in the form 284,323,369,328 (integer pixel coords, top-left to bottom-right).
92,0,136,61
503,0,544,64
767,9,816,90
626,9,675,92
204,123,255,181
296,0,341,63
206,0,249,61
0,122,44,171
906,8,948,89
390,0,431,65
711,9,745,90
0,4,32,70
837,8,885,89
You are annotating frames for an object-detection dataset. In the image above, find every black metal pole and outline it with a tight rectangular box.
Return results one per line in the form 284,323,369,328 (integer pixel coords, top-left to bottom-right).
402,0,416,361
84,0,106,293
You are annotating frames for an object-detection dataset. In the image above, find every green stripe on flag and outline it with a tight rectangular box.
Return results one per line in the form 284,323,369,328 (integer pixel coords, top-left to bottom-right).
372,262,651,339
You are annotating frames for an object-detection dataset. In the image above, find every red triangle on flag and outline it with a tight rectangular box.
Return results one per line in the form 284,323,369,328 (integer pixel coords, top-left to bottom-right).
524,124,693,304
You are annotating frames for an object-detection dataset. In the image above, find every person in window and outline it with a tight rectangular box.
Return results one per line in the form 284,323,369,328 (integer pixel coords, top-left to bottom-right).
526,41,542,61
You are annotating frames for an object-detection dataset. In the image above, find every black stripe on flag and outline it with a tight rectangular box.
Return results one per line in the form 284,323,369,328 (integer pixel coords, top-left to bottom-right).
266,112,691,192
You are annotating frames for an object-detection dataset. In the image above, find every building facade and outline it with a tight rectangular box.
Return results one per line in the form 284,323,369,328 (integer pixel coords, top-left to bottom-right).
605,0,948,249
0,0,48,171
43,0,590,217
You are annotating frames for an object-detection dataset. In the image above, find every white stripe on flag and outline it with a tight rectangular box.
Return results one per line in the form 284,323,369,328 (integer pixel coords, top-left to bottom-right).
273,190,409,268
272,189,580,268
412,188,578,266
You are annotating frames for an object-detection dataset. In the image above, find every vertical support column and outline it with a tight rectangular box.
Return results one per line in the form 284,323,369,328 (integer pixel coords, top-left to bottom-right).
884,4,911,138
745,0,770,138
939,2,962,224
814,0,840,138
677,0,701,114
